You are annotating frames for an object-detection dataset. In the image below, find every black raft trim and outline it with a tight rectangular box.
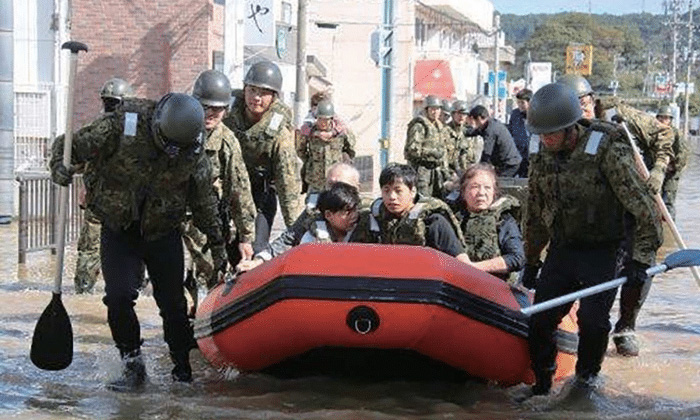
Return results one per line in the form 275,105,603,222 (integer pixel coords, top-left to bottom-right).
193,275,578,355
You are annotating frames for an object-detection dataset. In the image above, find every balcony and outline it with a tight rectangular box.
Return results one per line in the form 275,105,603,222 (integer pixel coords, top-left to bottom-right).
418,0,494,32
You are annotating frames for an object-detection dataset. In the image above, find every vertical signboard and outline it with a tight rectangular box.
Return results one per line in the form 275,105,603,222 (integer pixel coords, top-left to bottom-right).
566,44,593,75
245,0,275,47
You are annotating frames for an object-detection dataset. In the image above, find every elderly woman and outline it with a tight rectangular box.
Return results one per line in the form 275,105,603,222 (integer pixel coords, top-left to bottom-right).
456,163,525,281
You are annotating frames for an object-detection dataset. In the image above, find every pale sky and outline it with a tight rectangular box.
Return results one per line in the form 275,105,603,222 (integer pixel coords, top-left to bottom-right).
491,0,667,16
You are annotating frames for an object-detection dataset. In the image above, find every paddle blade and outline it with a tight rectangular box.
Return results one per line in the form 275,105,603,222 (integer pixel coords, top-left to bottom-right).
30,293,73,371
664,249,700,270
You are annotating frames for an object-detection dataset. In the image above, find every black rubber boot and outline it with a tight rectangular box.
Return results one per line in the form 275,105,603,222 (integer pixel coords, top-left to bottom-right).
613,329,639,357
108,349,147,392
170,350,192,382
531,372,553,396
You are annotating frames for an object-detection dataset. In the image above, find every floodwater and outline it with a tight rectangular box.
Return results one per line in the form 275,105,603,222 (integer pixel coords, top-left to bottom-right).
2,152,700,419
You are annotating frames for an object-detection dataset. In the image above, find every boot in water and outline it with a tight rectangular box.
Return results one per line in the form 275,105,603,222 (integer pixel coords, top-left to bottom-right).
170,350,192,382
108,349,147,392
613,329,639,357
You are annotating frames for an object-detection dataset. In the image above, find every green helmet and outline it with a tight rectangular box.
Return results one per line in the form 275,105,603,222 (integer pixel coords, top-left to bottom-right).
316,100,334,118
244,61,283,93
100,78,133,100
557,74,593,98
153,93,205,147
656,105,674,118
424,95,441,109
192,70,231,107
526,83,582,134
451,100,469,113
442,99,453,113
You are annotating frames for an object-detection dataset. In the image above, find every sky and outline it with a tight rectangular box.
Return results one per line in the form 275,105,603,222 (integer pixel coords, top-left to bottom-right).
491,0,667,16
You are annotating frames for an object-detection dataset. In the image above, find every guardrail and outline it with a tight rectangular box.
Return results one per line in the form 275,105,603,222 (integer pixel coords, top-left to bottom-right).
16,172,84,263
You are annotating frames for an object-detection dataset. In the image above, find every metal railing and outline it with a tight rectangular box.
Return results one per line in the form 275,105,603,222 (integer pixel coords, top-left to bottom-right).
16,172,84,263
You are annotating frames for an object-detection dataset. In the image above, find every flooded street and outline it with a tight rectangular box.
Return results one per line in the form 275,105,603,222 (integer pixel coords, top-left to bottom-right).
2,153,700,419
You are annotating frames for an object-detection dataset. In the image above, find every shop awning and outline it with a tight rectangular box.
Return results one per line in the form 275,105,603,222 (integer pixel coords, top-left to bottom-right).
414,60,455,100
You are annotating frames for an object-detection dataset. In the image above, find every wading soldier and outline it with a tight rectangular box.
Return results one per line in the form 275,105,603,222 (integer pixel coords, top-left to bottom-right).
73,77,134,294
223,61,302,253
522,84,662,396
50,93,226,390
404,95,450,198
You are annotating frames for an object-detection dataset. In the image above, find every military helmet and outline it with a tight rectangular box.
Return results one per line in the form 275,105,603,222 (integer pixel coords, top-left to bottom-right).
656,105,674,119
153,93,205,146
192,70,232,107
100,78,133,100
442,99,453,113
451,100,469,113
244,61,283,93
424,95,442,109
526,83,582,134
556,74,593,98
316,100,334,118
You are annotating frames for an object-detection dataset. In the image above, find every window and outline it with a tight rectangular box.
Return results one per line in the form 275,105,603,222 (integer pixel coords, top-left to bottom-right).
282,2,293,25
415,18,425,47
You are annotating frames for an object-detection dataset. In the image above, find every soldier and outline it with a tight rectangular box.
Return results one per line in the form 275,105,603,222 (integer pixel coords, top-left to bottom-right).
404,95,450,198
521,84,662,396
50,93,226,390
447,100,482,174
594,97,674,357
441,99,453,125
557,74,596,120
223,61,302,254
352,163,472,265
468,105,522,177
297,99,356,198
73,77,134,294
507,88,532,177
655,105,689,220
184,70,256,286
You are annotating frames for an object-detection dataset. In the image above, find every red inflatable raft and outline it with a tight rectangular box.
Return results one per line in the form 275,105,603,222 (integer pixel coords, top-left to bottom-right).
194,243,578,385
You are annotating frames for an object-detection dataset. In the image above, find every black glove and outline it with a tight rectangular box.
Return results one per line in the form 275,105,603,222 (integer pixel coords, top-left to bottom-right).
208,243,228,289
52,163,75,186
520,262,542,290
623,260,650,288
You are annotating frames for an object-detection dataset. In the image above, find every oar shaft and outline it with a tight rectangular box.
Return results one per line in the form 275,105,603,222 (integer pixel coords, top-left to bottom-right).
621,122,700,287
521,264,668,316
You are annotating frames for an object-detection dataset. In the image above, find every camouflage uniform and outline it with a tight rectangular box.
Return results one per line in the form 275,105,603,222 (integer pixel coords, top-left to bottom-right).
74,207,101,293
223,94,302,252
449,123,483,173
404,115,449,198
297,118,356,194
662,126,690,220
182,122,256,284
50,97,223,368
352,196,464,246
525,120,662,386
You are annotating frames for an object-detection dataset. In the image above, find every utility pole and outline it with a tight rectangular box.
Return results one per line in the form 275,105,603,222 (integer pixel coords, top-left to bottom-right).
493,14,500,120
684,0,693,137
293,0,308,128
379,0,394,167
672,0,680,98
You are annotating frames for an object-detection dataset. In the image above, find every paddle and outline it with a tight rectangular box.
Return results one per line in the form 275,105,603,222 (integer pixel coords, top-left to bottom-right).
521,249,700,316
620,121,700,288
30,41,88,371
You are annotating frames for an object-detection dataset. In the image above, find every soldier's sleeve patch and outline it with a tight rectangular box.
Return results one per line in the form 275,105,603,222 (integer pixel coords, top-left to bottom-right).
269,112,283,131
529,134,540,154
124,112,138,137
585,131,604,155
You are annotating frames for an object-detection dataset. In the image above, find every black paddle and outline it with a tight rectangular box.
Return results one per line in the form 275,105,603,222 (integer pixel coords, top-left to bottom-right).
521,249,700,317
30,41,88,371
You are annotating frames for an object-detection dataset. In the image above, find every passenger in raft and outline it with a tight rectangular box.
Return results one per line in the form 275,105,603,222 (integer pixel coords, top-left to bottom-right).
237,182,361,271
455,163,525,282
352,163,472,264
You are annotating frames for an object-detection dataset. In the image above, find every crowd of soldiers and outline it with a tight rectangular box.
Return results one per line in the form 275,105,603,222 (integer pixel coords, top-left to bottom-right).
50,62,688,398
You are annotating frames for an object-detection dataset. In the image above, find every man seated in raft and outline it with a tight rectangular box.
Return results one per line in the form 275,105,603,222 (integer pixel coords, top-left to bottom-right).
352,163,471,264
454,163,525,282
237,182,361,271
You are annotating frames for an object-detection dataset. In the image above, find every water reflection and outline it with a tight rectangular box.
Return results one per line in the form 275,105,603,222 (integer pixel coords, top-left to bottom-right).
1,154,699,419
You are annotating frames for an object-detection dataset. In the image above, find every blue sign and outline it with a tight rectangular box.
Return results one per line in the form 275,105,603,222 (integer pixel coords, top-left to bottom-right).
488,70,508,99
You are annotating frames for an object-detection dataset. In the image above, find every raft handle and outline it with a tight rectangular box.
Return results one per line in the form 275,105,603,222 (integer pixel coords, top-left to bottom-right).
347,306,380,335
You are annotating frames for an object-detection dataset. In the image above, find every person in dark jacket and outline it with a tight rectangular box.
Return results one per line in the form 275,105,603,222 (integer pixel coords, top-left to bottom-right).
455,163,525,282
507,89,532,177
469,105,521,177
